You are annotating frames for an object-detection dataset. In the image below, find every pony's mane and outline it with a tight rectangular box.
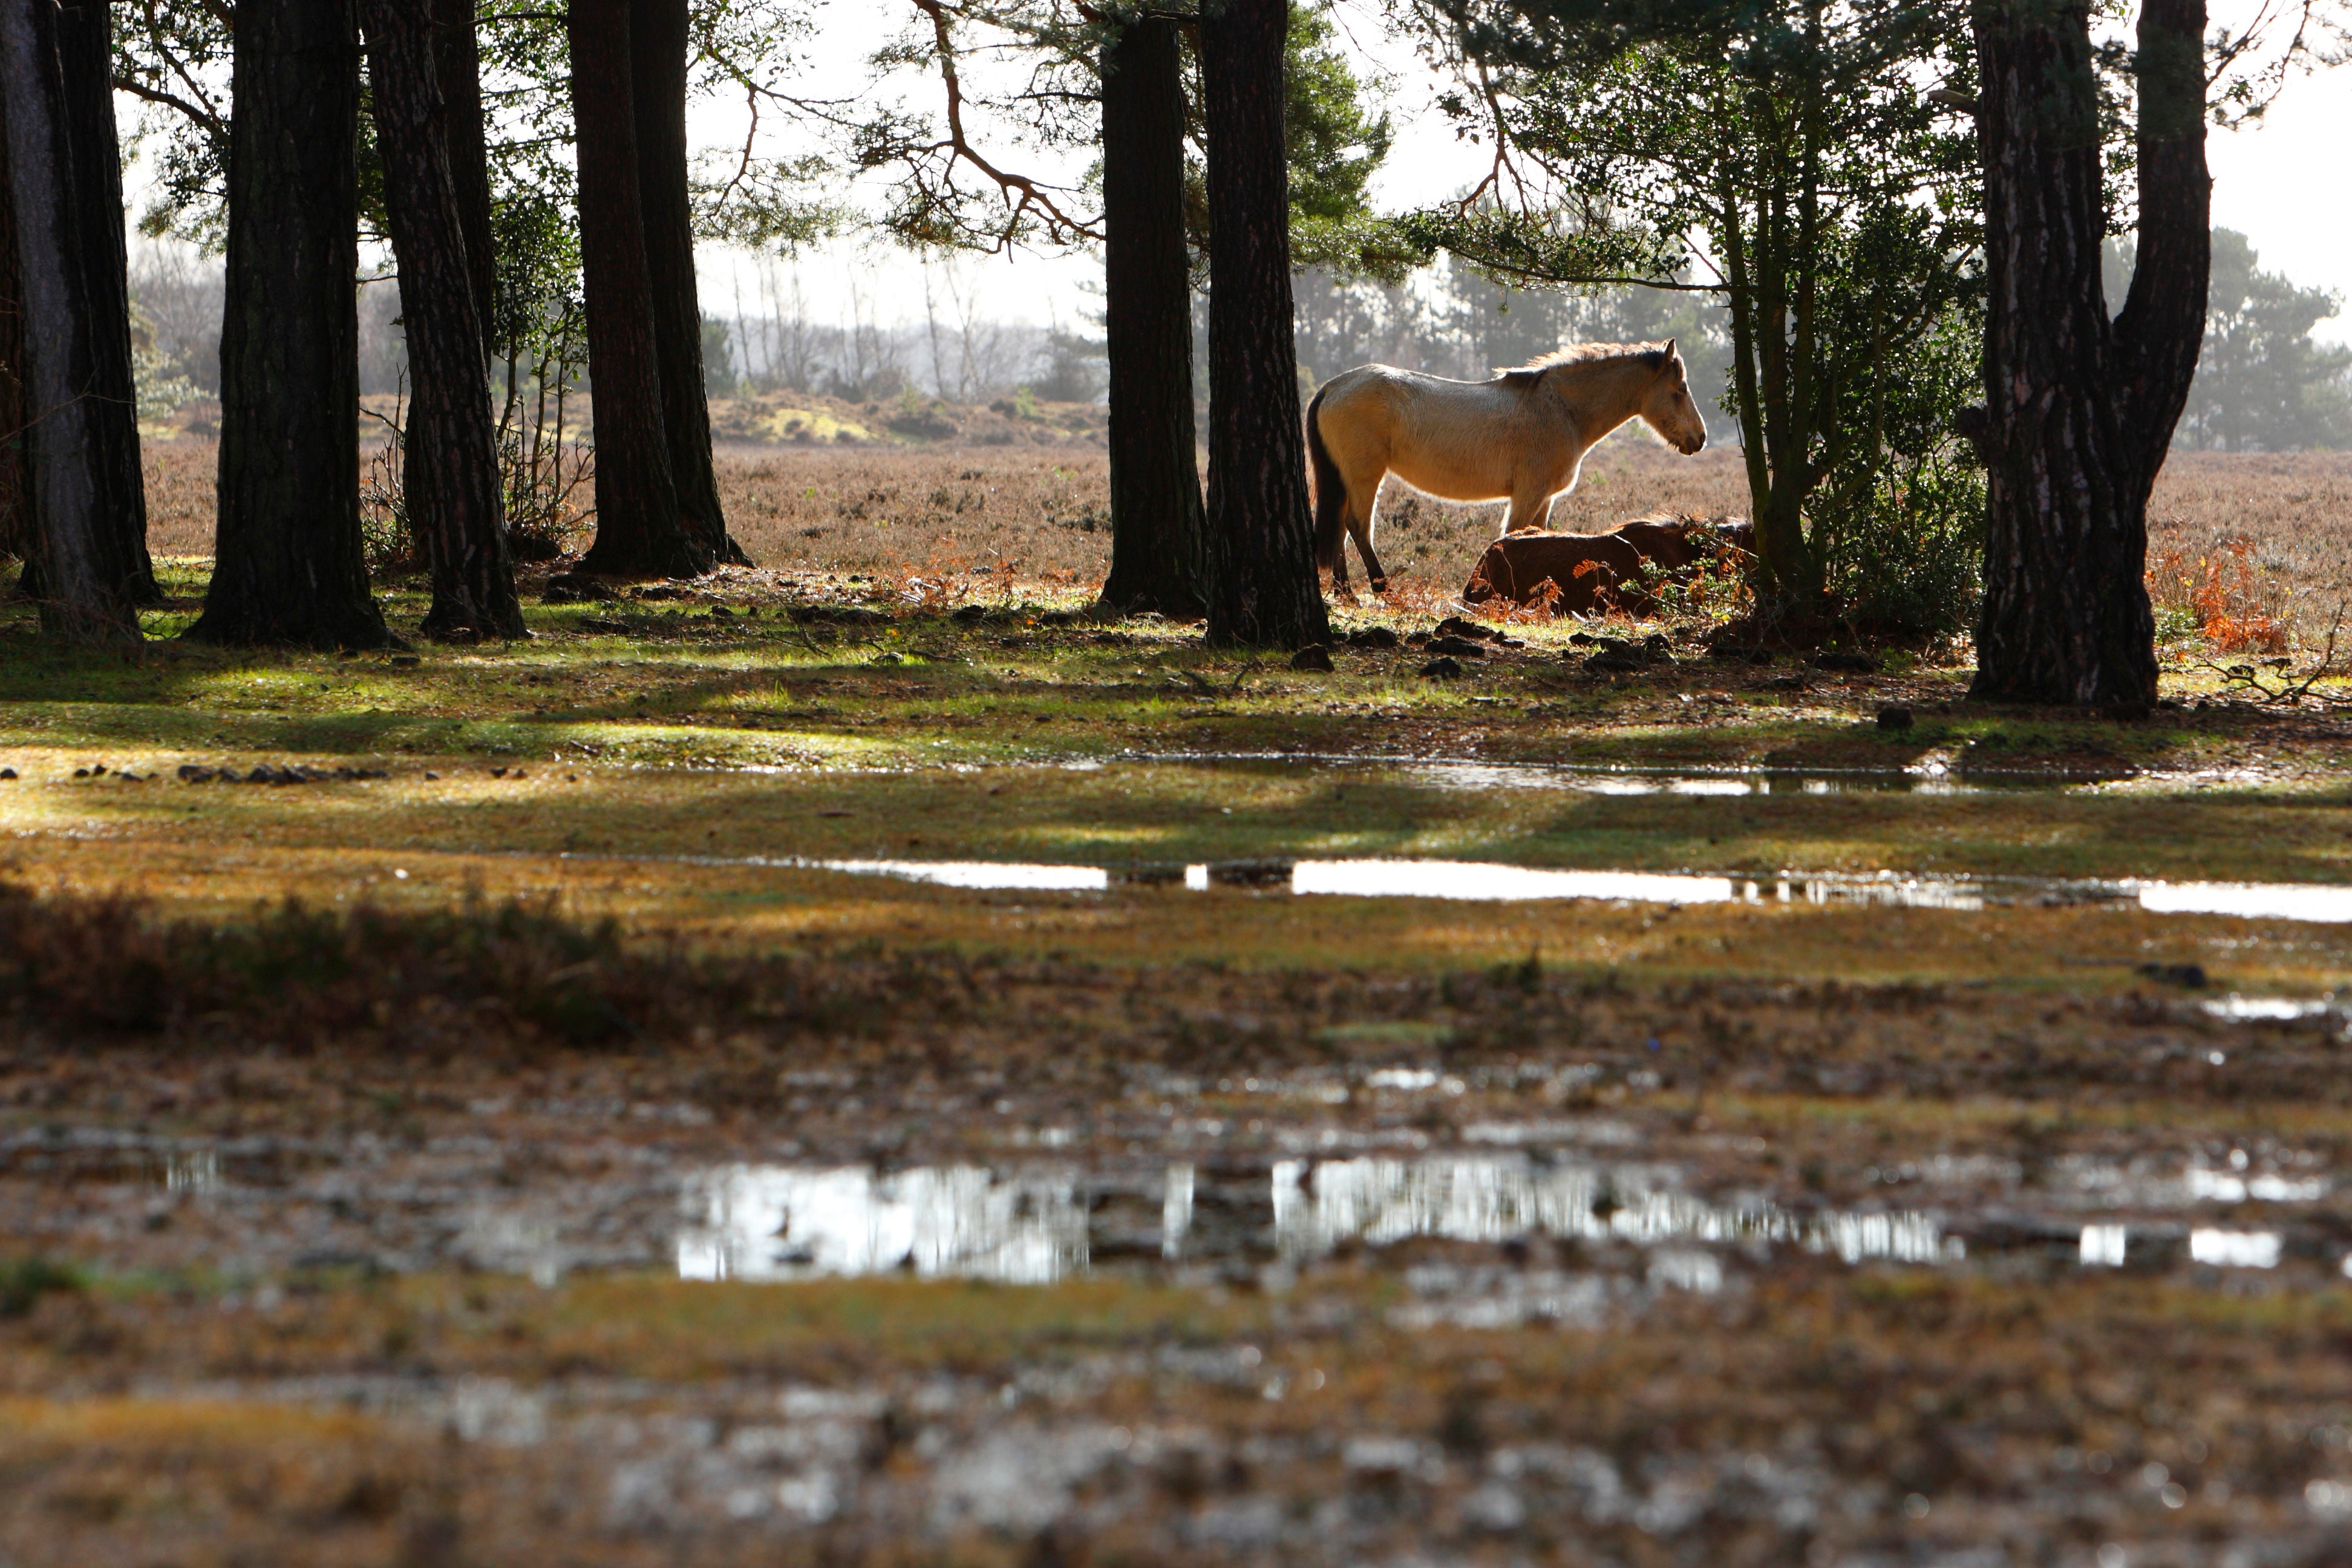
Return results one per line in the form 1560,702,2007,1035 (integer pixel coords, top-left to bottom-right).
1495,341,1671,389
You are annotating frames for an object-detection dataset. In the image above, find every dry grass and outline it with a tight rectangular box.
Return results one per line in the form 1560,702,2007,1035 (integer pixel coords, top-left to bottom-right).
142,436,2348,614
2147,451,2352,648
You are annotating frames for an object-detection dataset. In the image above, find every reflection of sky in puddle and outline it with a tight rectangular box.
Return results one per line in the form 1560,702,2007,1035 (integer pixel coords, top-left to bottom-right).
2203,996,2337,1022
1269,1157,1955,1265
677,1166,1089,1284
2083,1224,2288,1269
803,857,2352,924
677,1157,1955,1285
1149,753,2043,796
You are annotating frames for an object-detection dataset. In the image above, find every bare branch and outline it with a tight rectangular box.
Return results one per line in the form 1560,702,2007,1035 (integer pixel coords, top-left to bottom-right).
113,74,227,142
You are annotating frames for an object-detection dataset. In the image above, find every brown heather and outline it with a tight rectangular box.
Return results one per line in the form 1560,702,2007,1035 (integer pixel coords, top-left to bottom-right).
142,433,2349,633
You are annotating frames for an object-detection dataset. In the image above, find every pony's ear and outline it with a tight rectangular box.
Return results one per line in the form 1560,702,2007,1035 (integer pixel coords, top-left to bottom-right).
1654,339,1681,376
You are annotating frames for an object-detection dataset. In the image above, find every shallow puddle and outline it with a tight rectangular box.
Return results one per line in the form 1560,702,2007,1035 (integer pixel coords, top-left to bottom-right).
800,854,2352,923
1137,751,2088,795
9,1118,2347,1307
675,1154,1957,1286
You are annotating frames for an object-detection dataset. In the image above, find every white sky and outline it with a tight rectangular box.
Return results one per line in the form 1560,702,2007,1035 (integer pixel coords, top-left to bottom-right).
701,0,2351,347
114,1,2347,345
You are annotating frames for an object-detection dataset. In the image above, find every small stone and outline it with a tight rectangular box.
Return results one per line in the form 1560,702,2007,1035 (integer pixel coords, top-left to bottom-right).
1434,615,1499,642
1289,644,1335,672
1426,635,1488,658
2134,961,2208,989
1419,656,1465,679
390,654,421,668
1347,626,1400,650
0,768,15,780
543,572,617,605
1585,653,1645,675
1877,706,1915,731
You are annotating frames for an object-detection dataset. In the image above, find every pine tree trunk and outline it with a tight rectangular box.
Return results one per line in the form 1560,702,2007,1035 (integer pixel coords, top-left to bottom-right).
630,0,743,566
430,0,494,353
191,0,391,648
0,0,142,645
1094,8,1208,621
0,103,26,581
567,0,707,578
1967,0,2206,707
1198,0,1325,650
56,0,159,604
364,0,523,640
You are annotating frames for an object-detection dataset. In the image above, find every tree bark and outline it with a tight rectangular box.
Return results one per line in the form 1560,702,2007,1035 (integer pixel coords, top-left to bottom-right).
56,0,159,604
567,0,707,578
430,0,494,352
1967,0,2207,706
630,0,742,566
364,0,523,640
1198,0,1326,650
1094,7,1209,621
0,0,142,644
0,99,26,582
191,0,391,648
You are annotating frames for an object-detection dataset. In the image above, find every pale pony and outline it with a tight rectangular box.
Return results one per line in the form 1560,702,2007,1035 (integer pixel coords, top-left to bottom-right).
1304,341,1710,592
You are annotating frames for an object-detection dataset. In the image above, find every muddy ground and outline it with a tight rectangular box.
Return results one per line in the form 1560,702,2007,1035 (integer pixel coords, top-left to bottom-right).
11,456,2352,1565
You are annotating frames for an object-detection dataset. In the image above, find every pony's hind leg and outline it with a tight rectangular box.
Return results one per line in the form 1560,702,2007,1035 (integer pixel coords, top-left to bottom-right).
1350,512,1388,591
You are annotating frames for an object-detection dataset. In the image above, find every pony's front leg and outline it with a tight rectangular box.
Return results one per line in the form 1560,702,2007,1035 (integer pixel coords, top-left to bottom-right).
1501,488,1558,535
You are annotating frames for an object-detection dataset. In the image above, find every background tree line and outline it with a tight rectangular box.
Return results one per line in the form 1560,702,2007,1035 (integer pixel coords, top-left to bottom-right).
4,0,2347,697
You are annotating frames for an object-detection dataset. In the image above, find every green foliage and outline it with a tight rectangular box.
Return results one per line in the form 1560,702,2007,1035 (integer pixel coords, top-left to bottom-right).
1273,4,1400,276
127,303,195,424
1408,0,1985,629
853,2,1397,274
2176,229,2352,452
702,316,740,399
1175,2,1401,279
0,1256,83,1319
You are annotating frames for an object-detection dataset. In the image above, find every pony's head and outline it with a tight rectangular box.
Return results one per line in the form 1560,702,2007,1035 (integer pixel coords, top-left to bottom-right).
1639,341,1708,456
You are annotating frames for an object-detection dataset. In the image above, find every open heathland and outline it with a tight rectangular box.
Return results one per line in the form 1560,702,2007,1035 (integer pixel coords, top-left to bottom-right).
10,446,2352,1565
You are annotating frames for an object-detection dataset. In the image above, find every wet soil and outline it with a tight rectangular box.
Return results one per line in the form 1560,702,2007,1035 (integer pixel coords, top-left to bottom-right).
13,570,2352,1564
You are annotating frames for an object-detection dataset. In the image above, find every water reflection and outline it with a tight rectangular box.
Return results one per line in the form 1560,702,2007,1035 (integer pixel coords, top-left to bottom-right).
676,1155,1956,1285
800,856,2352,926
1149,752,2040,795
1290,862,1737,904
1269,1157,1955,1265
812,860,1109,892
2190,1229,2282,1269
676,1165,1090,1284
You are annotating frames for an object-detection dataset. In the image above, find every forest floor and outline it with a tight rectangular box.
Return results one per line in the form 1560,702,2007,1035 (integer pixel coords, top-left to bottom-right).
10,449,2352,1565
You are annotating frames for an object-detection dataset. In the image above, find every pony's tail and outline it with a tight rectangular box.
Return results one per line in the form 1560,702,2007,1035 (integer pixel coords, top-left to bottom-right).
1305,384,1345,573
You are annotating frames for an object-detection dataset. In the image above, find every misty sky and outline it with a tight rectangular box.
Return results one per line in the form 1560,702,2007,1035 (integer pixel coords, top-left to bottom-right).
701,1,2350,346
